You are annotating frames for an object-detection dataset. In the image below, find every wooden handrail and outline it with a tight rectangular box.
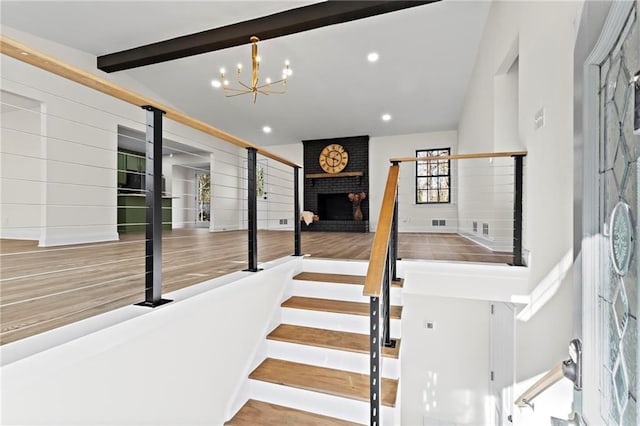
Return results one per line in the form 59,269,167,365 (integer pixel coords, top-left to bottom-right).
363,164,399,297
514,363,564,407
390,150,527,163
0,34,300,168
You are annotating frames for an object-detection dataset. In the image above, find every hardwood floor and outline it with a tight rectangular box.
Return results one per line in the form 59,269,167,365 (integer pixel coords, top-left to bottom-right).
0,230,511,345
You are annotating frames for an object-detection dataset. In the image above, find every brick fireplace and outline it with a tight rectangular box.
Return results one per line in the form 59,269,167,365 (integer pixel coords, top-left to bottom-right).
302,135,369,232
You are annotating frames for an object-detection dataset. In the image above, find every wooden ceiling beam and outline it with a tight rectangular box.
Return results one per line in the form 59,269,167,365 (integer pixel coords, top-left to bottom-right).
97,1,438,73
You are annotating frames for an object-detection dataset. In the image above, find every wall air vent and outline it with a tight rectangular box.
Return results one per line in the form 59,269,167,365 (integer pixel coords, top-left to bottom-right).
483,223,489,236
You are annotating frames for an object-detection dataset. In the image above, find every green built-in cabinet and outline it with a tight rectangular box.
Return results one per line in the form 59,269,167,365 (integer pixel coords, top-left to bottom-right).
117,194,172,234
117,149,172,234
117,151,145,187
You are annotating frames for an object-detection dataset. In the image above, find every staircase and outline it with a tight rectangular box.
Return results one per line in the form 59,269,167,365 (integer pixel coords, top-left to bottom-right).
225,271,403,425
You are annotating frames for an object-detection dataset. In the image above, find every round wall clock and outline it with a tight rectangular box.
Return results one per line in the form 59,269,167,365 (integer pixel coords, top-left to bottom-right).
319,143,349,174
609,200,634,276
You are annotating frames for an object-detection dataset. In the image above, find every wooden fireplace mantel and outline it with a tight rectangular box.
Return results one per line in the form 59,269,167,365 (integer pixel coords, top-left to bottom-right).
305,171,364,179
305,171,364,186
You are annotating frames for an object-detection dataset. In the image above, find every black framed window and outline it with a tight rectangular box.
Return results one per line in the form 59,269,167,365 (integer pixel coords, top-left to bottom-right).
416,148,450,204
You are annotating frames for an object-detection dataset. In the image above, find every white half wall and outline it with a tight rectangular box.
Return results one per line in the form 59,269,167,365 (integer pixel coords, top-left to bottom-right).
1,257,300,425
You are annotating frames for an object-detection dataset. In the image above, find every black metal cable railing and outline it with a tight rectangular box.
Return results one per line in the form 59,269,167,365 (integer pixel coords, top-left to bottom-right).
363,152,526,425
0,34,303,344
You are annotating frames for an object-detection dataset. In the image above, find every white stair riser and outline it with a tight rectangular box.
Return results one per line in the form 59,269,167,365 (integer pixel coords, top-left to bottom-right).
266,340,399,378
292,280,403,305
301,260,369,276
249,379,396,425
281,308,402,338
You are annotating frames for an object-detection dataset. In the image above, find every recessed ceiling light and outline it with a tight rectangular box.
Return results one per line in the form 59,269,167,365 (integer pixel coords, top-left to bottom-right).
382,113,392,121
211,79,221,88
367,52,379,63
262,126,272,134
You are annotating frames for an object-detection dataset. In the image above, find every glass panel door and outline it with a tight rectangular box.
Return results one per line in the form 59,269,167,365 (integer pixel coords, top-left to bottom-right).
598,6,639,425
195,172,210,225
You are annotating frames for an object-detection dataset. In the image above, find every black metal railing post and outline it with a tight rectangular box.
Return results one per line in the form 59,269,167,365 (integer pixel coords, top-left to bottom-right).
369,295,380,426
513,154,524,266
136,105,171,307
293,166,303,256
246,147,260,272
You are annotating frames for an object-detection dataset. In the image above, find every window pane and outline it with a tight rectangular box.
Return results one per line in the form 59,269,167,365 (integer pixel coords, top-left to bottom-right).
417,162,428,176
438,161,449,175
428,190,438,202
427,177,439,189
417,177,428,190
439,177,449,189
417,190,427,203
439,189,450,202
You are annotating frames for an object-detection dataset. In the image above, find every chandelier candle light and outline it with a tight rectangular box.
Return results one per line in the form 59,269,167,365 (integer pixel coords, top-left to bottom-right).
216,36,291,103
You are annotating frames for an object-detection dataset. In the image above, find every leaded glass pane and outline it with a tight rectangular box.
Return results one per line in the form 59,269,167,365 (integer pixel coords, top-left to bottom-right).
598,5,639,425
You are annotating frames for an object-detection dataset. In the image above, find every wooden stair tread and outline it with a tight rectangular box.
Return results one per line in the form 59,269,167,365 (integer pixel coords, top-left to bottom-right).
268,324,400,358
294,272,403,288
225,399,363,425
282,296,402,319
250,358,398,407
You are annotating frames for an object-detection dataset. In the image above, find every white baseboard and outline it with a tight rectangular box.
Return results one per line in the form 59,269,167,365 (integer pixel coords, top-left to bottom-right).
0,229,40,241
39,232,119,247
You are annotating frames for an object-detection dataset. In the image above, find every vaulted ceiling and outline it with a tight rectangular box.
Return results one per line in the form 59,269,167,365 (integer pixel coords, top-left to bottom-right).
1,1,491,147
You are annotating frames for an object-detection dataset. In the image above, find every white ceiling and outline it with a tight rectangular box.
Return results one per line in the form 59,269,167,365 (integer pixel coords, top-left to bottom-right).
0,1,491,148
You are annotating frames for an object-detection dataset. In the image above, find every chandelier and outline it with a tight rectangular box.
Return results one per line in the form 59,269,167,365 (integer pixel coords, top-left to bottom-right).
214,36,291,103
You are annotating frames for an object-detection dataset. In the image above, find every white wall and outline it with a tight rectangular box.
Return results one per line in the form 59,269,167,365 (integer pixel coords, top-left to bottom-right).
400,261,529,425
1,26,246,242
370,131,458,233
268,143,303,228
456,0,583,420
458,0,579,287
401,293,491,426
0,95,42,240
1,258,300,425
257,157,296,231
